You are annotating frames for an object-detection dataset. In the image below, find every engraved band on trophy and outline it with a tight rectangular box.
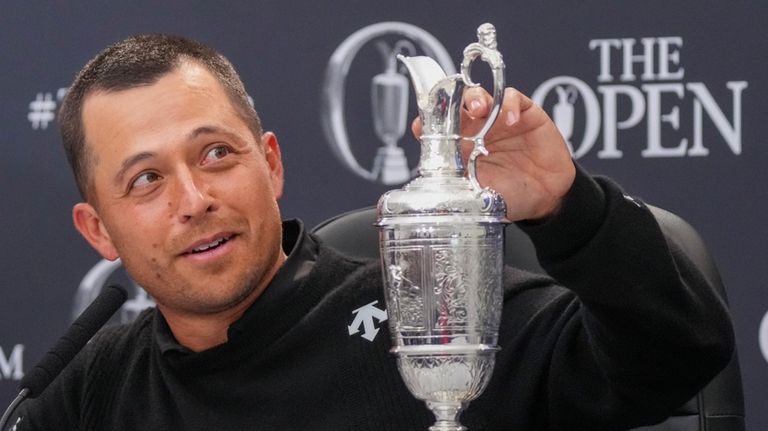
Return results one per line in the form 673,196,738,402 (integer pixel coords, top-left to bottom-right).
376,23,507,431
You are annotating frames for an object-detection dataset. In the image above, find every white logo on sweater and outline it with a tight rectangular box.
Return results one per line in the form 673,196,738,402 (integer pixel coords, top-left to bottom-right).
348,301,388,341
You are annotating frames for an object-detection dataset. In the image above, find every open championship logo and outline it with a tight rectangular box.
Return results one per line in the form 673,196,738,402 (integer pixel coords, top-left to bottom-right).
73,259,155,324
323,28,748,181
321,22,456,185
760,310,768,365
532,37,747,159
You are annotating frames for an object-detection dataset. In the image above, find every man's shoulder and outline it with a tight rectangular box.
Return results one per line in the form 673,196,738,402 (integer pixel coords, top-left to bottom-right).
308,238,383,302
502,265,574,311
11,309,157,430
88,307,156,356
313,236,380,277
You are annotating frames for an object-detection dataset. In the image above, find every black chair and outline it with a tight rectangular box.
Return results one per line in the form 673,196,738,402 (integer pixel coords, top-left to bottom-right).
311,205,745,431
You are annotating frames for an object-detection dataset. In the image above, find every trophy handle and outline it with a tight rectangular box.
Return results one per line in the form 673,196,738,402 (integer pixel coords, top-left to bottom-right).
460,23,505,192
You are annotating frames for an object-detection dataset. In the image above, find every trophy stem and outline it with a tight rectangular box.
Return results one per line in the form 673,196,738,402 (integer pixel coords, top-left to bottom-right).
427,401,467,431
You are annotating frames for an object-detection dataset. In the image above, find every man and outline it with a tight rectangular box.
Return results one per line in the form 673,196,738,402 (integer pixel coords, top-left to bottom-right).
14,34,733,430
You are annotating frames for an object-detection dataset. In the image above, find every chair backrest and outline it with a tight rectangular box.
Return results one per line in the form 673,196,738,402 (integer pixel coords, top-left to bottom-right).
311,205,745,431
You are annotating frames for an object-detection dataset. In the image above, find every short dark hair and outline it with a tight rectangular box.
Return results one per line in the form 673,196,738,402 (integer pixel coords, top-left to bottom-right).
59,33,262,201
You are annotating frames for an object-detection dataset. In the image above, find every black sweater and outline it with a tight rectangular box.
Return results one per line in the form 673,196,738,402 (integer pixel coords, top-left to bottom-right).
14,170,734,430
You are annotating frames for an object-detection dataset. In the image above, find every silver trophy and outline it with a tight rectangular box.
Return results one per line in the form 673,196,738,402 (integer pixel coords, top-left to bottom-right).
376,24,507,431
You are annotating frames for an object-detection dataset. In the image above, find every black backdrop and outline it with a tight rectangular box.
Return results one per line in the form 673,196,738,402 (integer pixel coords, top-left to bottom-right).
1,2,765,429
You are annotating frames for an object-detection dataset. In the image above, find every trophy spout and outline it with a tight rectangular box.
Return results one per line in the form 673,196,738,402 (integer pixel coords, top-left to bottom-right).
397,55,464,137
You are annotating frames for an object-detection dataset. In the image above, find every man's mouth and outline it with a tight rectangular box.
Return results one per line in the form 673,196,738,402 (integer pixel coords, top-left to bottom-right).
183,234,235,255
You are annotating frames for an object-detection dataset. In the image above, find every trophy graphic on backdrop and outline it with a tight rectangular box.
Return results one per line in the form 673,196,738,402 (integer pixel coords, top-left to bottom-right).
376,24,507,431
322,21,457,185
370,40,417,184
553,85,578,154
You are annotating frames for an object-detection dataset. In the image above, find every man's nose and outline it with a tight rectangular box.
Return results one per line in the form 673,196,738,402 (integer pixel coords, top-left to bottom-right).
175,169,214,223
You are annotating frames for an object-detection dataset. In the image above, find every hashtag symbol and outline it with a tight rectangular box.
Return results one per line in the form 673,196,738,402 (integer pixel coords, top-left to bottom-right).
28,92,57,130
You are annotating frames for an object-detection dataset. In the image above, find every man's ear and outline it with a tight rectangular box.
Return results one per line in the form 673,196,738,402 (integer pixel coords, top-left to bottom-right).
261,131,284,200
72,203,119,261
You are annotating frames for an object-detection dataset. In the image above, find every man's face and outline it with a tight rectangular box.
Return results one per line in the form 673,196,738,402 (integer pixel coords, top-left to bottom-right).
74,61,285,317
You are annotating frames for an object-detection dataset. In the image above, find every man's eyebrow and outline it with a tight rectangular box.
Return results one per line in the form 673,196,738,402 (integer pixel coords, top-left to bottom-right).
114,151,157,185
186,125,250,149
186,125,228,141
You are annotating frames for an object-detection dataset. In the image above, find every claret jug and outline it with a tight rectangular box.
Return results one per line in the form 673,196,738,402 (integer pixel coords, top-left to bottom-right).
376,23,508,431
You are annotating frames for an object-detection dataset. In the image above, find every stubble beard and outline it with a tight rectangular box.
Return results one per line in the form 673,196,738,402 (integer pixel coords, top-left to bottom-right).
158,231,283,317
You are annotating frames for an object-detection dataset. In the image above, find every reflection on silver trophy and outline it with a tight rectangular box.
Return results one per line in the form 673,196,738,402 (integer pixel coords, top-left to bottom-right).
376,23,507,431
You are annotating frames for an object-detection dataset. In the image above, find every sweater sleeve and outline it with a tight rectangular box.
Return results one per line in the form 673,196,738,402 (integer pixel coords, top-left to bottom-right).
516,163,735,429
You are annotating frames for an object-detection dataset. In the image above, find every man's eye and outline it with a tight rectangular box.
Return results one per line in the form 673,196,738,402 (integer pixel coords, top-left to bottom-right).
203,145,231,163
131,172,160,189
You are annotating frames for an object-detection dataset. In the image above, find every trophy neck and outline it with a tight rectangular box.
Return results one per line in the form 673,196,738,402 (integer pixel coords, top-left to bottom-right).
418,134,464,177
417,82,465,178
418,77,464,138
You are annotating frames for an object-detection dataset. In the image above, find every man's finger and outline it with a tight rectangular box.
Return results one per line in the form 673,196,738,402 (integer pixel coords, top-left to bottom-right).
415,87,530,142
463,87,494,118
501,87,523,127
411,117,422,139
460,87,523,140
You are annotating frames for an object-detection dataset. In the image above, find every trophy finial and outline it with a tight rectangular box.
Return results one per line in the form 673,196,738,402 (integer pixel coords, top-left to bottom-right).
477,23,497,50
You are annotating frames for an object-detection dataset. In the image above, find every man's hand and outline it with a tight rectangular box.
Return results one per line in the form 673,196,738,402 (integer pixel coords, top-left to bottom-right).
412,87,576,222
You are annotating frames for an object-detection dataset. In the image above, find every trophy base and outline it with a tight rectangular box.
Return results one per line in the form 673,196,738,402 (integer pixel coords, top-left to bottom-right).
430,425,466,431
372,146,410,185
427,401,467,431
